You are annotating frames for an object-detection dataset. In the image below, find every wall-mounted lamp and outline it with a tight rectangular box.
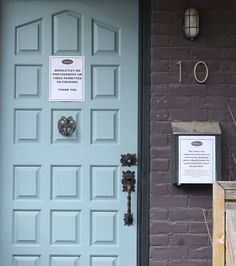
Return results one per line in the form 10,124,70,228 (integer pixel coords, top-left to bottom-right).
183,7,200,40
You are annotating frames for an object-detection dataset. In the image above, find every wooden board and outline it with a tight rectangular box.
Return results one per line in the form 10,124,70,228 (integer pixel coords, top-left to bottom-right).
226,190,236,200
225,202,236,210
226,210,236,265
218,181,236,190
226,240,234,266
213,182,225,266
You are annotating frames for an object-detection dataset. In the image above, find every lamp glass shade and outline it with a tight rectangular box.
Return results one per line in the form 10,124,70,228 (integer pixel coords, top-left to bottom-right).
183,8,199,40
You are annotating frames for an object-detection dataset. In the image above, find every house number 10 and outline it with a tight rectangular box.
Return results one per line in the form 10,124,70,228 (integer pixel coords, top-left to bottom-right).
177,61,209,83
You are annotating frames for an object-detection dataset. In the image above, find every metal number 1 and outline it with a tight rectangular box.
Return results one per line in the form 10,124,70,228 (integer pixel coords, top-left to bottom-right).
177,61,182,83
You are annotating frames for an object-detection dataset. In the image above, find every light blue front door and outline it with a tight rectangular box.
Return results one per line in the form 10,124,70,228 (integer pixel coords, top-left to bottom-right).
0,0,138,265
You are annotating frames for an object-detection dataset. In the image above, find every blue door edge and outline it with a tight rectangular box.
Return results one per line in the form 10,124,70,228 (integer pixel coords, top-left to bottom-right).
137,0,151,265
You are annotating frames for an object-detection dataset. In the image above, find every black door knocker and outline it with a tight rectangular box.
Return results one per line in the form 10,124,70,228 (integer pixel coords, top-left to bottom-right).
57,116,76,136
122,170,136,226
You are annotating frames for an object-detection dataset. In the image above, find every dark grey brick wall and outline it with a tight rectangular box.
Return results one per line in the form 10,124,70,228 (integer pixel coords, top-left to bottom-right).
150,0,236,265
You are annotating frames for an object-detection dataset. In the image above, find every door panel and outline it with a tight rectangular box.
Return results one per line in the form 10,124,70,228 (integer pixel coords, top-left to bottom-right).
0,0,138,266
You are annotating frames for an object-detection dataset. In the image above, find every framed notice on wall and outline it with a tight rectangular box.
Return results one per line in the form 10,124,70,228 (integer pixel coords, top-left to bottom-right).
49,56,85,101
171,122,222,185
178,135,216,184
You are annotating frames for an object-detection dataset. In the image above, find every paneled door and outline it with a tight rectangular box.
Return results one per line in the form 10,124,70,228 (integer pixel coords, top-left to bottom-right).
0,0,138,265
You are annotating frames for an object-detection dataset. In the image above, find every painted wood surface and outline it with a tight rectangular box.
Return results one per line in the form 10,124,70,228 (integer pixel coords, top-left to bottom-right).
0,0,139,265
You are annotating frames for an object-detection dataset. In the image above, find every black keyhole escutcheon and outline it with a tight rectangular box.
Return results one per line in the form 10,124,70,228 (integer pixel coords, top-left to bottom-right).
120,153,137,167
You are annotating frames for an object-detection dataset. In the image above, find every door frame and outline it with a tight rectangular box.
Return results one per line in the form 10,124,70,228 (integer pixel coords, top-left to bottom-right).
138,0,150,266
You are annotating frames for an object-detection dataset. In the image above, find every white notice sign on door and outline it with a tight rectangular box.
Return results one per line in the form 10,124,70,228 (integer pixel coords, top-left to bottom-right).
49,56,84,101
178,135,216,184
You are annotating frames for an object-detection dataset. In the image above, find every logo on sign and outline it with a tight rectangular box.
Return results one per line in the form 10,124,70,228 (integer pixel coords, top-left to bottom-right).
191,141,203,146
62,59,73,65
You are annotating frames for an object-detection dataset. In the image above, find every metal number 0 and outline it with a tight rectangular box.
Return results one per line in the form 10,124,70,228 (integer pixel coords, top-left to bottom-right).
193,61,209,83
